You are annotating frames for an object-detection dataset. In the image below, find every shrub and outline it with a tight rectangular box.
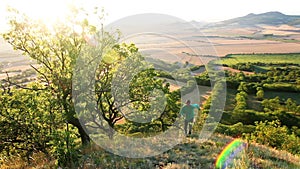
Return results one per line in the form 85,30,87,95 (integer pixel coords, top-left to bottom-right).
247,120,300,155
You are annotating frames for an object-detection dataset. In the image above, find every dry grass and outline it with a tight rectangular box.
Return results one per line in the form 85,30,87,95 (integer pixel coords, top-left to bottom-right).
251,142,300,165
129,25,300,66
0,153,56,169
210,38,279,45
214,42,300,57
1,134,299,169
260,25,300,36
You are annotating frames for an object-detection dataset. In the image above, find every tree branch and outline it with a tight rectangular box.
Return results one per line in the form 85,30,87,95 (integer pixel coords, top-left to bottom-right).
3,72,47,91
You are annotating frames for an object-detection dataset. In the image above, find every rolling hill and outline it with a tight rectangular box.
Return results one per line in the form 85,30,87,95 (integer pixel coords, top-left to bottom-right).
206,11,300,28
1,11,300,69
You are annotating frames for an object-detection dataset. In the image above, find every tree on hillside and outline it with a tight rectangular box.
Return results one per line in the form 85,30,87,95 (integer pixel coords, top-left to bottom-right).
261,96,281,112
74,43,177,139
234,91,248,111
285,98,297,112
237,82,248,92
2,7,177,144
256,87,264,101
3,8,96,144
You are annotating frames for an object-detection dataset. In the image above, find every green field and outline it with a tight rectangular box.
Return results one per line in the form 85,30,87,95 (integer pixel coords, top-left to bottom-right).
265,91,300,104
218,53,300,65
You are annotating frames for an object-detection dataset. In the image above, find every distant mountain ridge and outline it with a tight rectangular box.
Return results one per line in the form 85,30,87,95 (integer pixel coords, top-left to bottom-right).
207,11,300,28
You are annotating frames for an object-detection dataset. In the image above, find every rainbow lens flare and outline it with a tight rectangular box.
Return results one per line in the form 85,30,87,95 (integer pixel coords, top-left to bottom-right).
215,139,247,169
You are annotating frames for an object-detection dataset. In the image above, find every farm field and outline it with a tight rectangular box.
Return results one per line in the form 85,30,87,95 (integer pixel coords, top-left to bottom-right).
218,53,300,65
0,38,35,80
2,22,300,69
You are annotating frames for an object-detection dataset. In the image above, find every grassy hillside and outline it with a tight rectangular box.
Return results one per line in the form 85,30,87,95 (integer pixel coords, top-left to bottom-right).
1,134,299,169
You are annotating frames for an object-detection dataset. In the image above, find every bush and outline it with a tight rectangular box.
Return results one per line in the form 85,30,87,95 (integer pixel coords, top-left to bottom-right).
216,123,255,137
247,120,300,155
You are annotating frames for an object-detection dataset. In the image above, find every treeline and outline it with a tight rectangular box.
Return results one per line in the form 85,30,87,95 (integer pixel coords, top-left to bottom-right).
158,61,300,93
223,62,300,72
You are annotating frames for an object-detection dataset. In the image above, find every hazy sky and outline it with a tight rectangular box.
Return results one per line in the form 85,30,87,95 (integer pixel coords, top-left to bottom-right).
0,0,300,32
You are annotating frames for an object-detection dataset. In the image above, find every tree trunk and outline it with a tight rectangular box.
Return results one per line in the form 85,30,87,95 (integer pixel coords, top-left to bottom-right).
68,117,90,145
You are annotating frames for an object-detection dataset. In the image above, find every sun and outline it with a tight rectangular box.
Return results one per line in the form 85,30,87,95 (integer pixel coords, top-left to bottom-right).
0,0,75,32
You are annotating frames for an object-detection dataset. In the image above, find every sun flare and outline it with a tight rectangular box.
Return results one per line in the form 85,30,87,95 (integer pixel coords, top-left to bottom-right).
1,0,76,32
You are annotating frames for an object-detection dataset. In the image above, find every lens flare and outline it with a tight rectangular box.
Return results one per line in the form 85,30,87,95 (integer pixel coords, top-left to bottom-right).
215,139,247,169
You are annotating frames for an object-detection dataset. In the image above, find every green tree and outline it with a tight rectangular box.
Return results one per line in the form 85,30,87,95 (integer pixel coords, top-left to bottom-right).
75,43,176,138
256,87,264,100
237,82,248,92
3,8,96,144
237,72,246,81
234,91,248,111
3,8,177,144
285,98,297,112
261,96,281,112
0,83,64,161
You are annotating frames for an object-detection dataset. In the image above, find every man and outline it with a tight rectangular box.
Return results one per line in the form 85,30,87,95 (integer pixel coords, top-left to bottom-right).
180,100,200,135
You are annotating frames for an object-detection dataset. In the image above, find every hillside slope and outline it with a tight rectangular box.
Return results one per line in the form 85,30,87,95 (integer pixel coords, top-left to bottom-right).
206,11,300,28
3,133,298,169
